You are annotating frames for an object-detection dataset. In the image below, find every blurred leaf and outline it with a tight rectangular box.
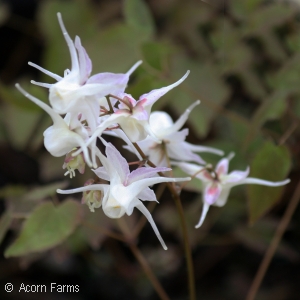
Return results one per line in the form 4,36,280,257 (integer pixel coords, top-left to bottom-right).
245,4,295,34
230,0,264,19
0,185,26,198
141,41,172,72
0,212,12,245
247,141,291,224
21,182,68,201
84,24,145,73
172,166,202,193
267,54,300,93
235,219,299,260
170,54,230,137
5,199,82,257
124,0,154,38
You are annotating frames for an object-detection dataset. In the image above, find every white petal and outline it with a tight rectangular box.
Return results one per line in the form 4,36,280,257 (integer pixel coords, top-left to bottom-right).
239,177,290,186
163,100,200,136
195,202,210,228
57,12,79,71
136,202,167,250
140,71,190,112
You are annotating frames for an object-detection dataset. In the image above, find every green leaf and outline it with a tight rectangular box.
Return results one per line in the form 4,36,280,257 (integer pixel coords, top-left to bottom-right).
0,212,12,245
5,199,82,257
124,0,154,37
170,54,230,137
247,141,291,224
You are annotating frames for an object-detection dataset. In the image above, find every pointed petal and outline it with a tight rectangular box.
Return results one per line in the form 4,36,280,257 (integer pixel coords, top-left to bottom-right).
163,100,200,136
239,177,290,186
15,84,66,128
195,202,210,228
126,167,171,185
167,142,206,165
93,166,110,181
126,60,142,76
57,13,79,71
139,71,190,111
184,142,224,156
223,167,250,184
137,187,157,201
75,36,92,84
216,158,229,177
105,142,130,183
57,184,108,194
204,182,222,205
135,202,167,250
28,62,62,81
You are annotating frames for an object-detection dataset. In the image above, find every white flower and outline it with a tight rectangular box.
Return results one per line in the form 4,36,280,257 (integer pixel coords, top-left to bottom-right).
57,141,191,249
78,71,190,146
175,155,290,228
15,84,94,167
124,101,224,167
29,12,141,131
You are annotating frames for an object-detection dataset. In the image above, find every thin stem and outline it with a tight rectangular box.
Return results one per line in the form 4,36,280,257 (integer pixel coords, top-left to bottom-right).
246,180,300,300
117,219,170,300
105,95,114,113
278,120,298,146
132,142,196,300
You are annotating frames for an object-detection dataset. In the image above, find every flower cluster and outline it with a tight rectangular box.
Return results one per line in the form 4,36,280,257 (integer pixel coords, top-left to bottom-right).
17,13,290,248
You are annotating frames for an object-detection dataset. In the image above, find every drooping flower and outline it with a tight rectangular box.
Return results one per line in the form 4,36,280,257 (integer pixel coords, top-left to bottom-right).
175,155,290,228
15,84,94,167
57,141,191,249
29,12,141,131
124,101,224,167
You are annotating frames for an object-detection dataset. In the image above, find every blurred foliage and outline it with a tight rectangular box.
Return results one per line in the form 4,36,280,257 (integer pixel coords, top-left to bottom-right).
0,0,300,299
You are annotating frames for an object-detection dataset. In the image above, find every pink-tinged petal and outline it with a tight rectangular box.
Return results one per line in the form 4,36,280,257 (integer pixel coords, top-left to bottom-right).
167,141,206,165
216,158,229,177
239,177,290,187
126,167,171,185
195,202,210,228
87,72,128,86
57,13,79,72
75,36,92,84
105,143,130,183
139,71,190,111
223,167,250,184
163,100,200,136
135,202,167,250
93,166,110,181
137,187,157,201
132,106,148,121
204,182,222,205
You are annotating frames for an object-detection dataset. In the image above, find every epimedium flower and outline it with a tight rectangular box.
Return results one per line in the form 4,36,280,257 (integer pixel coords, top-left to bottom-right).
174,154,290,228
124,101,224,167
28,12,141,131
72,71,190,160
15,84,95,168
57,140,191,250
